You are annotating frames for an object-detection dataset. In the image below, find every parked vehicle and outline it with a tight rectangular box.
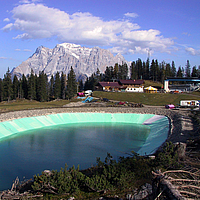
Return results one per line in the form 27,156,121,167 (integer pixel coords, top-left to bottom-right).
84,90,93,96
165,104,175,109
180,100,199,107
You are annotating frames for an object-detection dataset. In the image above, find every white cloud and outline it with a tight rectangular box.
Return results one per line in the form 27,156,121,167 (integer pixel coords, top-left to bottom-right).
182,32,191,36
0,57,7,59
3,18,10,22
2,3,174,55
124,12,138,18
19,0,41,4
19,0,31,3
24,49,32,52
15,48,32,52
186,47,200,56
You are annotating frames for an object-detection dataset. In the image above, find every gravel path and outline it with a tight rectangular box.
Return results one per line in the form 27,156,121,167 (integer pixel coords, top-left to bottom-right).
0,105,196,145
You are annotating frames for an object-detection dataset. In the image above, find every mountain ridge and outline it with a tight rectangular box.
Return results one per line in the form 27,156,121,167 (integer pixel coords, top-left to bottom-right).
11,43,129,81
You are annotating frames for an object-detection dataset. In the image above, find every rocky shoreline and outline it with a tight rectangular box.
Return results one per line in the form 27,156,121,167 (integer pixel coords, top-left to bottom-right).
0,105,196,144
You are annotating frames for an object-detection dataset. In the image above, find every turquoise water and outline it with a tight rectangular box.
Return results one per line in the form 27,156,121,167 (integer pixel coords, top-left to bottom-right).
0,122,150,190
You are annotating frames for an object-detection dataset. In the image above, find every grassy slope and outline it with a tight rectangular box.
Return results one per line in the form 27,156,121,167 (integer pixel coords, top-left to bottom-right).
93,91,200,106
0,90,200,112
0,99,70,112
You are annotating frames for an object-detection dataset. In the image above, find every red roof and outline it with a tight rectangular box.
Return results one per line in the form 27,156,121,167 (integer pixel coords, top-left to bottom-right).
119,79,144,85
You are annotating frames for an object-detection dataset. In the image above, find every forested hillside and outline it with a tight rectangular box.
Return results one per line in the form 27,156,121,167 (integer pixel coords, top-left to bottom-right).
0,59,199,102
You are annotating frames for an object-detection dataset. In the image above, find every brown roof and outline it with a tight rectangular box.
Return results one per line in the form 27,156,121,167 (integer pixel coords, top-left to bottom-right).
98,82,121,88
119,79,144,85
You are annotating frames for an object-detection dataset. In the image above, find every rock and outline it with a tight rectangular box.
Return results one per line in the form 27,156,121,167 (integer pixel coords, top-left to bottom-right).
133,183,152,200
174,142,186,160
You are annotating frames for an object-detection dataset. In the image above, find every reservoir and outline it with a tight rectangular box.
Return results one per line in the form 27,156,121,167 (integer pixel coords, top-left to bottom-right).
0,113,169,190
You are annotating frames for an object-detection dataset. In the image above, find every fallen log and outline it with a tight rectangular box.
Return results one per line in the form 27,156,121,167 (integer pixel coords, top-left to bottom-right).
152,170,186,200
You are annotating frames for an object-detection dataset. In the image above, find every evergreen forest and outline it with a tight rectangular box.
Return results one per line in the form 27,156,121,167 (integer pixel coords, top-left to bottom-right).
0,59,199,102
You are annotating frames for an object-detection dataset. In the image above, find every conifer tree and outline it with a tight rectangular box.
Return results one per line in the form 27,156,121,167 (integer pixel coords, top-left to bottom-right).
113,63,119,80
171,61,176,77
18,78,23,99
177,66,183,77
185,60,191,77
79,79,84,92
21,74,28,99
118,63,128,80
130,61,136,80
3,68,13,102
145,58,150,80
49,75,54,100
165,63,172,78
191,66,198,77
28,69,36,100
159,62,166,83
136,58,143,79
155,59,159,81
150,59,156,81
12,75,19,99
54,72,61,99
37,71,48,102
61,72,66,99
104,66,113,81
0,78,3,102
198,66,200,78
66,66,77,99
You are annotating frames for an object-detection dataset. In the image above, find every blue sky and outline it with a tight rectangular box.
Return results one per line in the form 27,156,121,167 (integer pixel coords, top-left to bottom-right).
0,0,200,78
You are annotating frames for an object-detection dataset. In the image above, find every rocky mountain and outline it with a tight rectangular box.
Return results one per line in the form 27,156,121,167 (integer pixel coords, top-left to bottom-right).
11,43,129,81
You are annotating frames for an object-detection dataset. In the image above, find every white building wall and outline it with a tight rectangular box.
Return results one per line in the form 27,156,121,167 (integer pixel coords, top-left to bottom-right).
126,87,144,92
164,80,169,92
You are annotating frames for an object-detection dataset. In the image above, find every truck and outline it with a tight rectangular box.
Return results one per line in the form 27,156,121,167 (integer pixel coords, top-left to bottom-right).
180,100,199,107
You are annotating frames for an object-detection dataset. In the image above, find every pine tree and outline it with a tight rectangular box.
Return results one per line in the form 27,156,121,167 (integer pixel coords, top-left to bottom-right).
49,75,54,100
28,69,36,100
118,63,128,80
165,63,172,78
66,67,77,99
191,66,198,77
0,78,3,102
177,66,183,77
155,59,159,81
145,58,150,80
3,68,13,102
136,58,143,79
113,63,119,80
37,71,48,102
104,66,113,81
159,62,165,83
198,65,200,78
18,78,23,99
171,61,176,77
61,72,66,99
12,75,19,100
21,74,28,99
130,61,136,80
150,59,156,81
54,72,61,99
185,60,191,77
79,79,84,92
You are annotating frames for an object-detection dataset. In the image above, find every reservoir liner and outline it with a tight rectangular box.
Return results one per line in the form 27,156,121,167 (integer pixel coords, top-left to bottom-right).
0,113,169,155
